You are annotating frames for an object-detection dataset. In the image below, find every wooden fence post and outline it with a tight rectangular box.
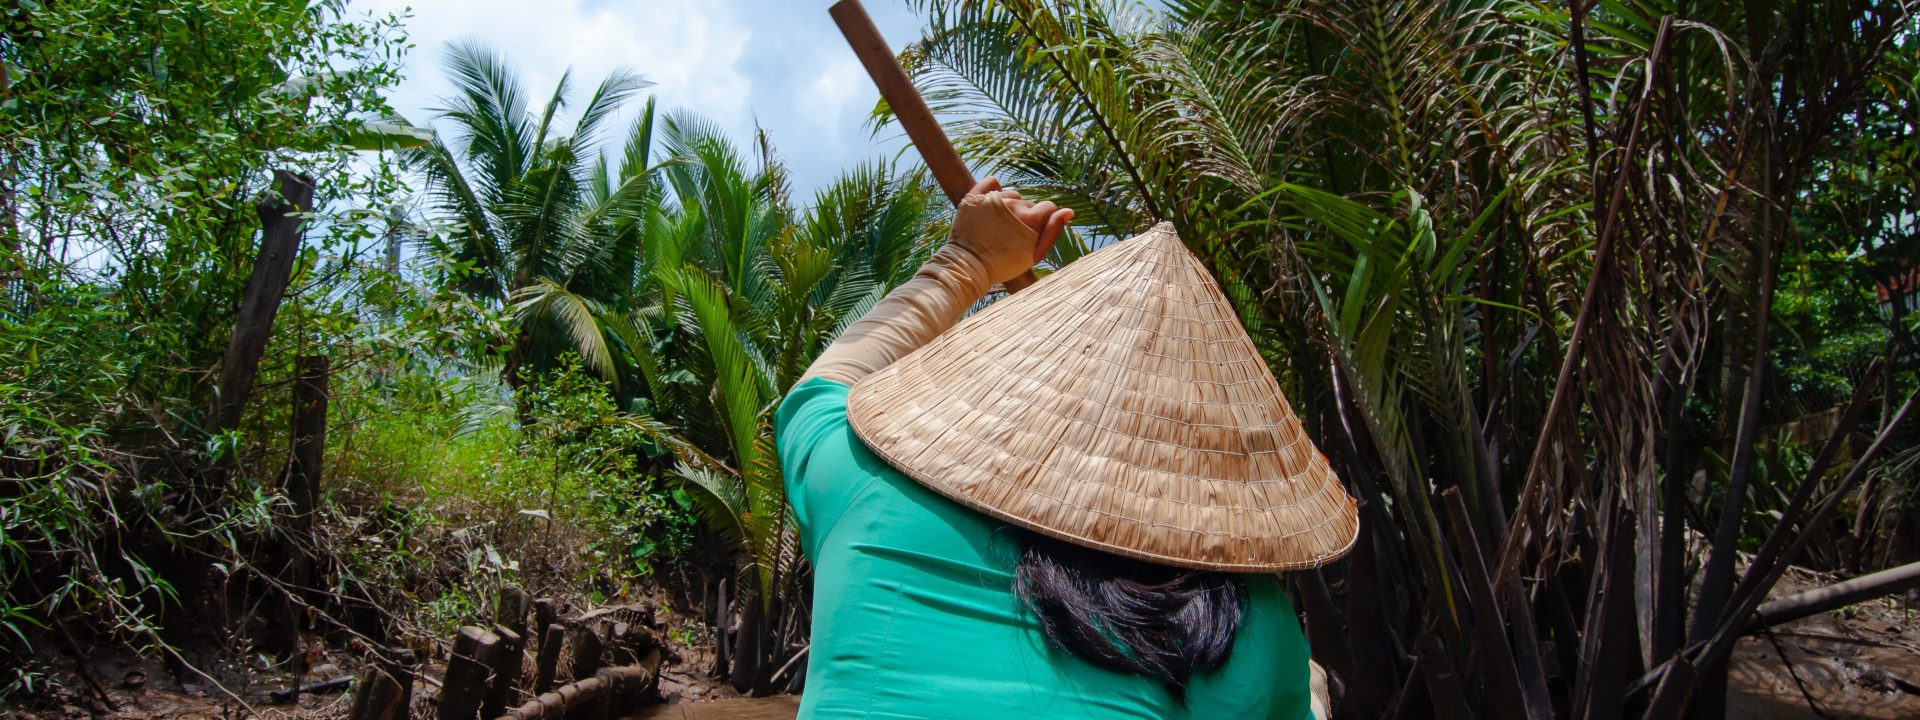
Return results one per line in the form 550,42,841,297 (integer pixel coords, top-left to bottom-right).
533,599,559,650
212,170,314,434
262,352,329,663
438,626,500,720
533,625,566,694
483,625,525,719
348,650,414,720
284,352,329,588
568,625,604,683
286,354,328,530
497,585,530,638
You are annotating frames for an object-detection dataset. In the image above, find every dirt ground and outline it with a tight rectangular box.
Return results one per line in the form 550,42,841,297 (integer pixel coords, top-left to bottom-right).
7,570,1914,719
2,590,736,720
1724,567,1920,720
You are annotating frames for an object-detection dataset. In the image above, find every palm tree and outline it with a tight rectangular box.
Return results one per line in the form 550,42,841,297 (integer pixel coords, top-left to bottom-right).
892,1,1917,717
409,41,657,390
409,42,949,694
624,115,946,693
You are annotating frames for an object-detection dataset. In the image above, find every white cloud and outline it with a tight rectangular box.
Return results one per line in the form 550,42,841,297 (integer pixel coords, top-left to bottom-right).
807,53,864,133
350,0,927,198
358,0,752,146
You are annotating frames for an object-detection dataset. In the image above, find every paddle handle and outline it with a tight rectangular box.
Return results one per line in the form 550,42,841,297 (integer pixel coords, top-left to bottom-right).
828,0,1039,294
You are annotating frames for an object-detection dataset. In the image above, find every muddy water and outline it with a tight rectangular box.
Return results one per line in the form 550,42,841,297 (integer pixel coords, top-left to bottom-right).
1724,579,1919,719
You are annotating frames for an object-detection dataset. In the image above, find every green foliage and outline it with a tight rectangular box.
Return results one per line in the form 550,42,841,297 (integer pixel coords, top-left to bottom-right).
405,41,658,387
322,352,696,602
3,0,413,400
1,0,413,691
395,41,949,689
5,0,1902,711
512,358,698,578
892,0,1918,714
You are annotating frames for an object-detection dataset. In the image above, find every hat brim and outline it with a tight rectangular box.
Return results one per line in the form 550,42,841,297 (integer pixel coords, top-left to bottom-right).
847,223,1361,572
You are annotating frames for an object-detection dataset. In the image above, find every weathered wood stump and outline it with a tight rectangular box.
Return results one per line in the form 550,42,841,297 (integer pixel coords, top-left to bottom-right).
440,626,502,720
533,625,567,694
348,650,415,720
483,625,525,719
498,585,531,637
569,624,605,682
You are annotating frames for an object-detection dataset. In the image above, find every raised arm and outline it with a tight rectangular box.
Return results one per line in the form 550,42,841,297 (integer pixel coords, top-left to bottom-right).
801,178,1072,386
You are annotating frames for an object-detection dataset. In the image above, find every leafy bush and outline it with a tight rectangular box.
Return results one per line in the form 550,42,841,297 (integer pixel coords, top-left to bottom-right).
316,352,700,637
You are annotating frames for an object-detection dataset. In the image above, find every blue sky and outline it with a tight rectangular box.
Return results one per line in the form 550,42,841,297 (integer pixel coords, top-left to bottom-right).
355,0,926,201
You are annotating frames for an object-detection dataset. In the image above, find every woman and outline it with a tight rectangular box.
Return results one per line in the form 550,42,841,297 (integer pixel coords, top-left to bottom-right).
776,178,1356,719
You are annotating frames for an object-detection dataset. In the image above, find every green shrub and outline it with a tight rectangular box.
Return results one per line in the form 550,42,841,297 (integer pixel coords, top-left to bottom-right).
318,354,697,637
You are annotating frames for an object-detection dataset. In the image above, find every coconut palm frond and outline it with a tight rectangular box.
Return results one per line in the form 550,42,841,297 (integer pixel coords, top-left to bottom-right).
572,67,654,152
670,462,748,543
438,40,537,207
511,278,618,384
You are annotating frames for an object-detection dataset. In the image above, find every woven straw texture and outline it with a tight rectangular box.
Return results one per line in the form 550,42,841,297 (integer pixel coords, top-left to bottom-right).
847,222,1360,572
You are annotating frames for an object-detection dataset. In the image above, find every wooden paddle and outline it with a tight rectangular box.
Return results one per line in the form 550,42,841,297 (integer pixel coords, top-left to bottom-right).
828,0,1040,293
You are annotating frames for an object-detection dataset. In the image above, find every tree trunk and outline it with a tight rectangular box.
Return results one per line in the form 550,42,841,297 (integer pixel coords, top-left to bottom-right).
730,584,766,695
212,171,314,434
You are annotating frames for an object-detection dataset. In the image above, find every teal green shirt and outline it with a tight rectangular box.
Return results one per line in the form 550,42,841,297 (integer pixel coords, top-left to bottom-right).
775,377,1314,719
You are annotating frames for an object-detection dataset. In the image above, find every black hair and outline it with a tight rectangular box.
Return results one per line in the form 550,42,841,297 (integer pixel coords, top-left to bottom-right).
1012,532,1245,700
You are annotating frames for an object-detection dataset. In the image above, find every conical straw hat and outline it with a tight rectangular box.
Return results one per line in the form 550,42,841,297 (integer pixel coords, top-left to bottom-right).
847,222,1360,572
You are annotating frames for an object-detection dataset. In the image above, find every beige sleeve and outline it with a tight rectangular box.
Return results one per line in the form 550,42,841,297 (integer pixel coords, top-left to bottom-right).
800,191,1038,387
1310,659,1330,720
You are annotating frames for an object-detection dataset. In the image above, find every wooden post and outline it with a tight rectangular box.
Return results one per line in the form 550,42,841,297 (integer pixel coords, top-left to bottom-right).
286,354,328,528
568,625,604,682
532,624,566,694
532,599,559,650
348,650,414,720
483,625,525,720
497,585,530,638
438,626,500,720
261,352,329,665
284,354,328,571
212,170,315,433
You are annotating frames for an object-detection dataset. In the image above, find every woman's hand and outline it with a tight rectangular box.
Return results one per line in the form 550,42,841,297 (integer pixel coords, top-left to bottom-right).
798,178,1074,386
947,177,1075,286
